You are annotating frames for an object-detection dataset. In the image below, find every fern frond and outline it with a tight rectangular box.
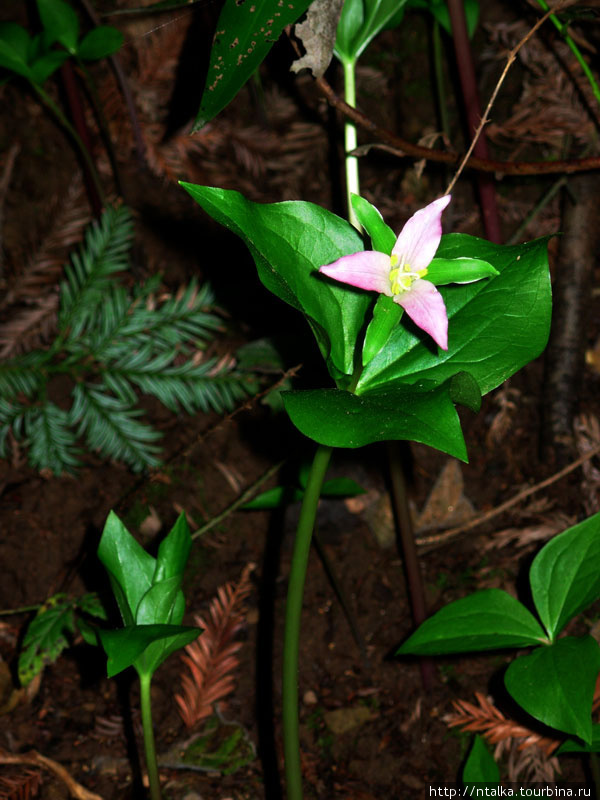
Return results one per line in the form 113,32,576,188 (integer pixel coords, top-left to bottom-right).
70,383,161,471
107,349,250,414
134,281,222,350
0,398,27,457
59,206,134,339
175,564,254,729
25,404,80,474
0,351,49,400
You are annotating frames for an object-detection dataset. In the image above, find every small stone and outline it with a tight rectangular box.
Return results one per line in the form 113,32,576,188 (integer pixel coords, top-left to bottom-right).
303,689,318,705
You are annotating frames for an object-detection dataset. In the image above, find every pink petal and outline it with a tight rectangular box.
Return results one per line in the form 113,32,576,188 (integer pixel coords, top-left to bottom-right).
319,251,392,295
394,279,448,350
392,195,451,273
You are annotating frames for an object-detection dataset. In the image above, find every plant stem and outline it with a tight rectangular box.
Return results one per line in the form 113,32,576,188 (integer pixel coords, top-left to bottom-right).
533,0,600,108
138,671,162,800
342,57,361,231
31,82,105,207
283,443,333,800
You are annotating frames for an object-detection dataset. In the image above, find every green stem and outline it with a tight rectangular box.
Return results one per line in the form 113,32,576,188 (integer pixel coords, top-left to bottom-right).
342,57,361,231
283,443,333,800
31,82,105,205
534,0,600,108
139,671,162,800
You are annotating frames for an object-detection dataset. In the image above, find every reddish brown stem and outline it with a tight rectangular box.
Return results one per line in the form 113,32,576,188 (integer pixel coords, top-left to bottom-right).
447,0,501,242
59,61,102,216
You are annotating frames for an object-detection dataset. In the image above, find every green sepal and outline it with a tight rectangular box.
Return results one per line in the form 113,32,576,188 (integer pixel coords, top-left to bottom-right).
350,193,396,254
427,257,499,286
362,295,402,366
504,636,600,743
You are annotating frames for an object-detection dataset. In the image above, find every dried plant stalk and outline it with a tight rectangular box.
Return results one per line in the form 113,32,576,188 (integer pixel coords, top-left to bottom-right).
175,563,254,729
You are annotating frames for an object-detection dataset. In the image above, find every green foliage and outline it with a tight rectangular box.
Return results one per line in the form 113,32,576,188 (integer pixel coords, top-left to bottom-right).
18,593,107,686
0,205,252,475
462,735,500,788
194,0,315,130
335,0,410,64
0,0,122,85
181,185,551,459
398,511,600,746
97,511,201,679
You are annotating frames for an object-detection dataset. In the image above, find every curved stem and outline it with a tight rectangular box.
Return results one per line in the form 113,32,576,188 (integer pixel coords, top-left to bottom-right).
283,443,333,800
31,82,105,206
342,57,361,231
139,671,162,800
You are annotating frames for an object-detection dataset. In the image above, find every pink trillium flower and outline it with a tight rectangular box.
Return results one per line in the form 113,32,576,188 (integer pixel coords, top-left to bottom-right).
319,195,452,350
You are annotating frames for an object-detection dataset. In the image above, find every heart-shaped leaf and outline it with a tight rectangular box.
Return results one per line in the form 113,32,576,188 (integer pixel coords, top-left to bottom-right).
530,511,600,641
504,636,600,743
0,22,34,79
397,589,547,656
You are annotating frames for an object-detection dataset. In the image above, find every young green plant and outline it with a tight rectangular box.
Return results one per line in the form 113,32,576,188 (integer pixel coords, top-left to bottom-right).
97,511,201,800
398,511,600,790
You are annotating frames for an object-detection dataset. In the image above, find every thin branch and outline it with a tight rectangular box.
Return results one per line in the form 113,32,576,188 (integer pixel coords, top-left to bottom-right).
445,3,563,195
314,76,600,177
416,443,600,549
0,749,103,800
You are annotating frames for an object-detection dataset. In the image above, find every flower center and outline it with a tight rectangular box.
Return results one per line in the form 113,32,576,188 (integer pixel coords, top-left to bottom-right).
389,254,427,295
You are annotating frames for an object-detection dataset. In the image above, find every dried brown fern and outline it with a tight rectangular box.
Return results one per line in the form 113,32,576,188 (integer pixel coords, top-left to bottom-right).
175,563,254,729
0,768,41,800
445,680,600,782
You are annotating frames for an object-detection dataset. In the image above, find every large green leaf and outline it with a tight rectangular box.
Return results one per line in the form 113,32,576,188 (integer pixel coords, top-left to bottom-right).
396,589,547,656
356,234,551,395
529,511,600,641
99,623,200,678
282,380,468,458
97,511,155,624
504,636,600,743
180,184,368,380
194,0,314,129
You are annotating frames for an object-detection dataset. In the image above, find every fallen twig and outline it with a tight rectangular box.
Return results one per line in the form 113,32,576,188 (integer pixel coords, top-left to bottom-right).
0,748,103,800
416,443,600,549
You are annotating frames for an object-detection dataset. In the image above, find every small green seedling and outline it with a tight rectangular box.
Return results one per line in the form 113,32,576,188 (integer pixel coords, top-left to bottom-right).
98,511,201,800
